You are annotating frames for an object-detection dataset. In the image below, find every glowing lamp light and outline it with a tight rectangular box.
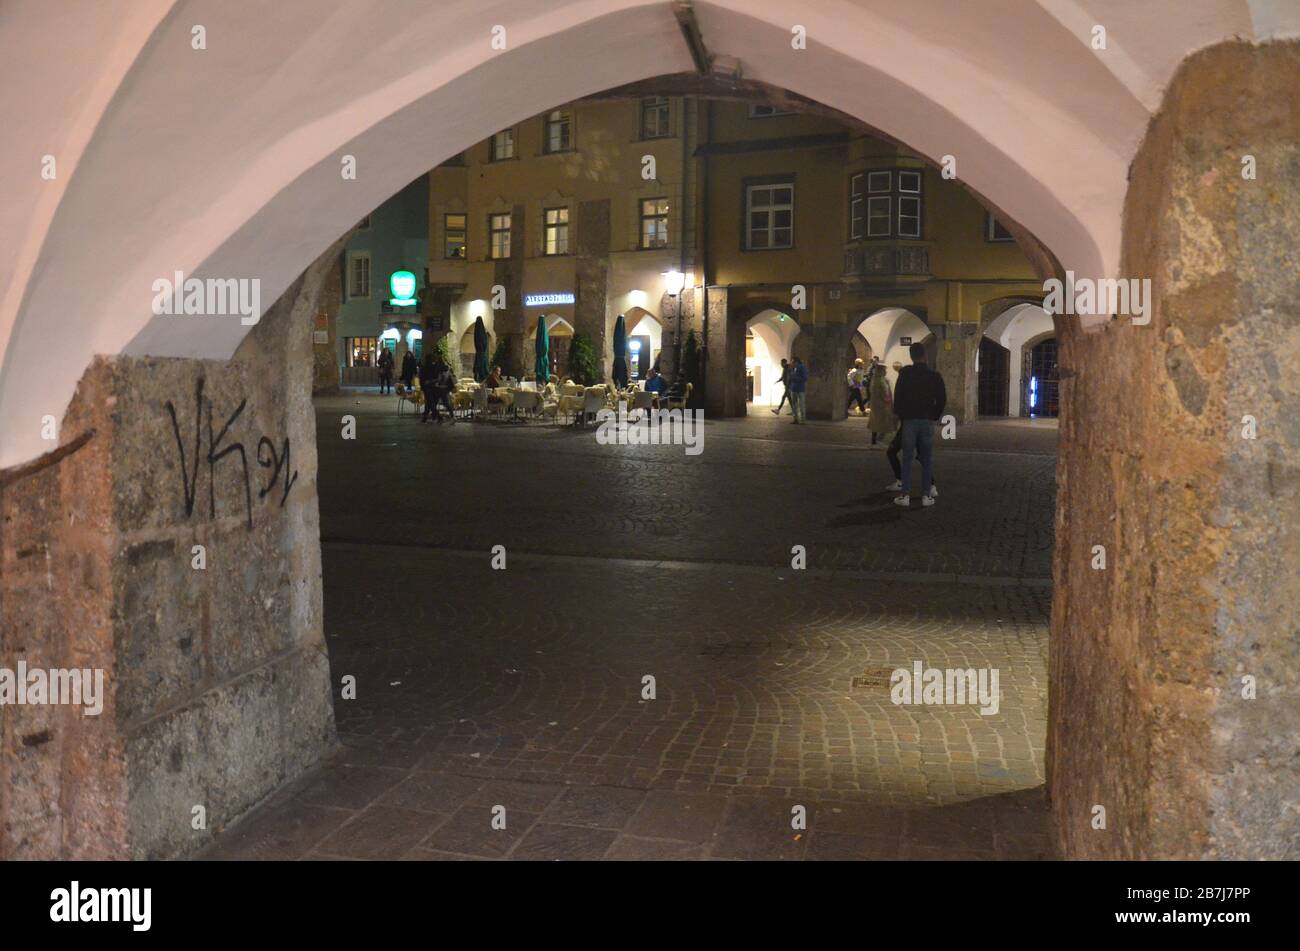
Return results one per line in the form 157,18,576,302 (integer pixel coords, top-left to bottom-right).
662,269,685,297
628,340,642,353
389,270,417,306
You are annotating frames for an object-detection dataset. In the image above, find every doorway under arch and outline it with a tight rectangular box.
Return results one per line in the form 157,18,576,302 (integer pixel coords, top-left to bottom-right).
624,307,663,382
3,6,1289,864
982,303,1054,417
745,309,800,408
527,314,575,379
855,308,935,388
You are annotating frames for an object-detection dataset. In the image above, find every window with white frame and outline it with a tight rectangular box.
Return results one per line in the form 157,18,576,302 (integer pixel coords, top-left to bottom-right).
544,110,572,153
490,129,515,161
640,197,669,249
862,169,924,239
985,213,1015,242
544,207,569,255
897,170,922,238
745,182,794,249
849,173,865,240
866,171,892,237
489,213,512,259
641,97,670,138
348,253,371,297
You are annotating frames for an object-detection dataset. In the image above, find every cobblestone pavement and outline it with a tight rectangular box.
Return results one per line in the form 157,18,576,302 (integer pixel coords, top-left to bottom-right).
202,394,1058,861
315,393,1057,580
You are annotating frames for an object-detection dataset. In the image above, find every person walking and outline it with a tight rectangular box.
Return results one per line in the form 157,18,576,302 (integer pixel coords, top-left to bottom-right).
400,348,418,388
890,343,946,507
789,356,809,424
772,358,793,415
377,347,395,395
867,357,895,446
846,358,868,416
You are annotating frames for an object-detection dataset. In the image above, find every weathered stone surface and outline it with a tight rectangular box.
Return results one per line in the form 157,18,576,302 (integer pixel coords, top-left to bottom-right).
1050,40,1299,860
0,238,341,859
794,322,855,421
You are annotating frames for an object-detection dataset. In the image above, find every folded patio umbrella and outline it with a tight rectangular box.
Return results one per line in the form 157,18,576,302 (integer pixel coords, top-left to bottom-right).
534,314,550,384
473,315,489,382
612,313,628,390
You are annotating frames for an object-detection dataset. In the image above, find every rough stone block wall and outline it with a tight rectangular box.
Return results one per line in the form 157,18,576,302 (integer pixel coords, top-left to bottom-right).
576,198,612,381
0,243,341,859
934,329,977,423
311,251,344,395
1050,41,1298,859
1,382,125,858
795,323,854,421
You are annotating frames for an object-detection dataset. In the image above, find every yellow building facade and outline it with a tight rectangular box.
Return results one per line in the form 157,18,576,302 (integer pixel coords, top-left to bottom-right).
427,95,1048,420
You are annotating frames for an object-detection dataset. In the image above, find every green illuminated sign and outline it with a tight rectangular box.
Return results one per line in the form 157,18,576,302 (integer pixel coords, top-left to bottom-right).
389,270,417,306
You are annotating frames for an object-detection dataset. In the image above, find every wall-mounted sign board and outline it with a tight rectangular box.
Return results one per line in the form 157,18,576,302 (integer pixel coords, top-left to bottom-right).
525,293,575,307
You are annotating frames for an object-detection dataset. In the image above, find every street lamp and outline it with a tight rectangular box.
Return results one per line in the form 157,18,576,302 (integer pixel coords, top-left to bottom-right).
662,269,686,297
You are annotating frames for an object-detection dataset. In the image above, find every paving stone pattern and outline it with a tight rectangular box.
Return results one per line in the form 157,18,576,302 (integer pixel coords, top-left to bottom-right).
201,396,1058,860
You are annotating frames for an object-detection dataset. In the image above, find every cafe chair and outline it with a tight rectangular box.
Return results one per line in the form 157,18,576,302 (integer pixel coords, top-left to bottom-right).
666,382,693,411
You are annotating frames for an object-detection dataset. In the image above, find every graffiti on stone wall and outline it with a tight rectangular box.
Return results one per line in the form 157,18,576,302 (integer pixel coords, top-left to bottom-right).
164,378,298,529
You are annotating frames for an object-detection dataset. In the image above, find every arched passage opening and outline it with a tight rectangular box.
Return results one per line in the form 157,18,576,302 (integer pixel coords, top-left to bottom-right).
856,308,935,388
745,309,800,407
624,307,662,381
526,314,576,379
2,5,1291,864
981,303,1054,417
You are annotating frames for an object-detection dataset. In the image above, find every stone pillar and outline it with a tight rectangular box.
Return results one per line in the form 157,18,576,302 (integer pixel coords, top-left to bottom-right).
0,243,341,859
576,198,612,381
492,204,527,376
701,286,736,417
793,322,855,421
311,252,343,395
934,325,977,423
1049,40,1299,860
424,285,459,371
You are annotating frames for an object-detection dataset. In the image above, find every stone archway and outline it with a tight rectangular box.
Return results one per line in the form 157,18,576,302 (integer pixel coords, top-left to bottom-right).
856,308,936,388
744,309,801,408
623,307,663,380
0,6,1295,861
526,314,575,379
983,303,1054,417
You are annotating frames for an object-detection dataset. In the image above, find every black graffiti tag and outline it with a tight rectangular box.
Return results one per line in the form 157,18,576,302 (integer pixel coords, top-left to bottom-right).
256,436,298,507
163,377,299,529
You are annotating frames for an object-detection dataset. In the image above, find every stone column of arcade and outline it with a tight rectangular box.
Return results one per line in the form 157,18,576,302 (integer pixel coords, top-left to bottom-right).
1049,41,1299,860
0,241,342,859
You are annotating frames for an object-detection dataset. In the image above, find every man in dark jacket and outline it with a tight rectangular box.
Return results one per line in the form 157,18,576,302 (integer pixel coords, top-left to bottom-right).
377,347,395,394
891,343,945,508
400,348,418,387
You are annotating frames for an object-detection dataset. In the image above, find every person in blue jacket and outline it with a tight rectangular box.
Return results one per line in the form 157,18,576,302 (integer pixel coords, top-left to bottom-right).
789,356,809,424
